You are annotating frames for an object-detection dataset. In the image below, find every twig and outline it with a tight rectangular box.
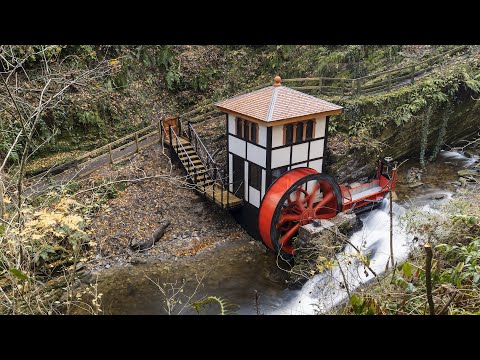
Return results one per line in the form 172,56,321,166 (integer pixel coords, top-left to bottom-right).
334,251,351,300
437,291,457,315
424,242,435,315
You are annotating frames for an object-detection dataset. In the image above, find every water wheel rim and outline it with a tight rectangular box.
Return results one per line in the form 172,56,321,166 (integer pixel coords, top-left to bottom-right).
258,168,342,257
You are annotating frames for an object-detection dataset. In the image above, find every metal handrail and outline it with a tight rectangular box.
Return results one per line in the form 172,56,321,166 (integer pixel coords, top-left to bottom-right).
168,123,200,186
188,122,218,168
186,121,224,185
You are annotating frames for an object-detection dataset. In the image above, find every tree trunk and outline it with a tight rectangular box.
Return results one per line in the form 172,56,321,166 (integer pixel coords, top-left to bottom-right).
129,220,171,251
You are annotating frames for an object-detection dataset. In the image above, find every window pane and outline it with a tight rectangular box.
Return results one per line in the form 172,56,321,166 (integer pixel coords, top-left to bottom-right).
296,122,304,143
251,123,257,143
249,162,262,191
306,120,314,140
244,120,249,141
272,166,289,183
285,124,293,145
236,118,243,138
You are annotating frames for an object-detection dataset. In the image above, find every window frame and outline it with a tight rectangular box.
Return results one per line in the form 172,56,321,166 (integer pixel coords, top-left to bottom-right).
283,119,316,145
235,117,259,144
248,162,262,191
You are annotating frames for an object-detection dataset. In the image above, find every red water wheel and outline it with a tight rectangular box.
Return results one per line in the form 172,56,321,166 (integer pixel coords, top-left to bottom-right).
258,168,342,257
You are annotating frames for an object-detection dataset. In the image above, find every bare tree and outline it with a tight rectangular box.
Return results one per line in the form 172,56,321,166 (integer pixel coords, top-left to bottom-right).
0,45,112,225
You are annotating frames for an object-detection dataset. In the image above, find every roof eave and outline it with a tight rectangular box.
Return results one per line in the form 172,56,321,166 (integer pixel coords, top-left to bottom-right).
215,106,342,126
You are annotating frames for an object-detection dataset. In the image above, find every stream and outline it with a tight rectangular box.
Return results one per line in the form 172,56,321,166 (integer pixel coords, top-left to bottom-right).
95,150,478,315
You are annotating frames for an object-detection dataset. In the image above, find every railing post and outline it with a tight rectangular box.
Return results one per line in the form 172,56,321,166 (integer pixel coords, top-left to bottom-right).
341,79,345,96
221,183,224,208
387,73,392,91
177,116,182,136
108,144,113,164
213,169,217,205
135,132,139,152
410,65,415,84
158,120,162,143
356,79,362,95
187,121,192,141
168,125,173,158
226,173,230,208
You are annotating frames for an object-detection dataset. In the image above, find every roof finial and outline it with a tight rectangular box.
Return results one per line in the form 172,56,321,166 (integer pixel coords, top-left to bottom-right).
273,75,282,87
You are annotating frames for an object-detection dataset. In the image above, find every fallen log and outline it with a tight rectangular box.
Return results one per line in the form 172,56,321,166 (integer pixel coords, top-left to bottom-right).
129,220,171,251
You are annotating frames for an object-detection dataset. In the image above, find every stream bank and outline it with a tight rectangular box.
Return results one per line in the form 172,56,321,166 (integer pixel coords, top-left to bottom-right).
74,149,477,315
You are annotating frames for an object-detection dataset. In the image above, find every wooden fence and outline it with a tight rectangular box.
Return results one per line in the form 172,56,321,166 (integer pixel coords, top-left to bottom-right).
27,45,471,183
283,45,469,96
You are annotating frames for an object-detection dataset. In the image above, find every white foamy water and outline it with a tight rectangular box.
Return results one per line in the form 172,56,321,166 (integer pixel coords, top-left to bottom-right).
270,149,477,315
271,199,410,314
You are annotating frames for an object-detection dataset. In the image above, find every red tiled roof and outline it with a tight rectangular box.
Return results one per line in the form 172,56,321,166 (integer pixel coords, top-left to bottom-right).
215,85,343,122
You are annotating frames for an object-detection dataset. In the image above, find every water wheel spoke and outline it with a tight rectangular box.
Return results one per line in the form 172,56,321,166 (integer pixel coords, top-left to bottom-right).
276,213,303,228
294,187,308,207
279,223,301,247
313,191,334,212
306,182,321,209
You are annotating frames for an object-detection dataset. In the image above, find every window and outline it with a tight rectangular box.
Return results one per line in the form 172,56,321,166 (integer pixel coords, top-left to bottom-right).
235,117,258,144
272,166,289,183
250,122,258,144
249,162,262,191
283,119,316,145
236,117,243,137
295,122,304,143
285,124,294,145
306,119,314,140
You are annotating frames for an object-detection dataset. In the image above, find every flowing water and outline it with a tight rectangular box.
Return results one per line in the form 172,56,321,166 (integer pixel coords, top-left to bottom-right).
95,150,478,315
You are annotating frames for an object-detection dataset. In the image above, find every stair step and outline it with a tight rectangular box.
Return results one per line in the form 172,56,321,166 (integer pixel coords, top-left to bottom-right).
183,163,203,170
175,144,193,150
196,180,215,187
185,162,205,167
179,153,198,160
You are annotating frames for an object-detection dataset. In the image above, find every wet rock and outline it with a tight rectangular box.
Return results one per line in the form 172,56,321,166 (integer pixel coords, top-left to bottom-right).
450,181,462,186
105,264,111,269
431,194,446,200
409,182,424,189
459,177,468,186
457,169,478,177
407,167,423,183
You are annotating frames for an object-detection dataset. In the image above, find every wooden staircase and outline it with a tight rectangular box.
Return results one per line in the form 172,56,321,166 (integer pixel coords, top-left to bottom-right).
167,123,243,209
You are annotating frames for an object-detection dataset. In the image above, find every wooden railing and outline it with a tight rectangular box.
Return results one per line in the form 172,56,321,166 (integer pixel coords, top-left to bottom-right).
28,45,470,183
284,45,469,96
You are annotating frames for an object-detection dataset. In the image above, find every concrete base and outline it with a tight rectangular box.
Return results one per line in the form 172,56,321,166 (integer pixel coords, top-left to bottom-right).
297,212,357,244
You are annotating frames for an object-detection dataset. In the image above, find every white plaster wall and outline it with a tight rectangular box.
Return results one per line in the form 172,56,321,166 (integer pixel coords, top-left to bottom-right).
316,117,326,138
229,153,233,192
246,143,266,168
258,123,267,147
261,169,266,200
228,114,236,134
271,147,291,168
309,159,323,173
244,161,249,202
272,125,283,148
309,139,324,159
249,187,261,208
291,142,309,164
229,135,246,158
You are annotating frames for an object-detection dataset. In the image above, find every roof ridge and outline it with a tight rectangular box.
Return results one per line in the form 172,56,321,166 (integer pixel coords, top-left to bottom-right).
215,86,273,106
281,86,342,109
266,86,279,122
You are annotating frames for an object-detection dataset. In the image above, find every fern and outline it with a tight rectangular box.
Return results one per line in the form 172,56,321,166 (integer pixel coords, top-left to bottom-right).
190,296,236,315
